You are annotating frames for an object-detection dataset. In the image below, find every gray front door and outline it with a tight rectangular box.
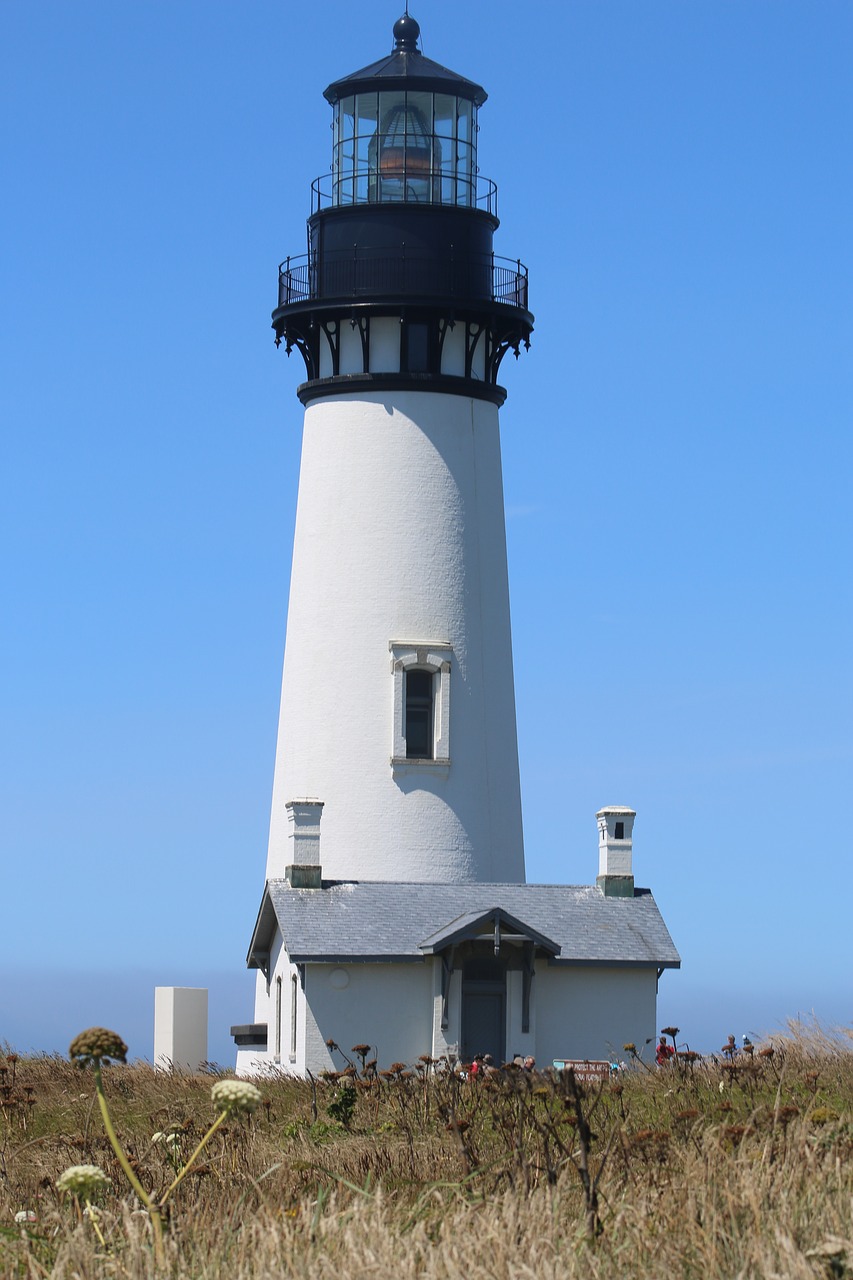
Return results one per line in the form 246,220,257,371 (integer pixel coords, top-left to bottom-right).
461,990,505,1063
460,955,507,1063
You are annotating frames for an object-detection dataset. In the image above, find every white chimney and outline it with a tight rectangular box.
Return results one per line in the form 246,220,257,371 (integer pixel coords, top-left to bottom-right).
596,805,635,898
285,799,324,887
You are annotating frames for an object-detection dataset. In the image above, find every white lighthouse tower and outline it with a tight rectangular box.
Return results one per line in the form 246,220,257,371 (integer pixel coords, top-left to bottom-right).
265,13,532,887
233,15,679,1075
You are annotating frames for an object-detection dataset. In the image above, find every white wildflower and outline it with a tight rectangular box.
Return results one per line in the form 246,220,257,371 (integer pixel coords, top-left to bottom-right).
152,1130,180,1150
56,1165,111,1197
15,1210,37,1224
211,1079,262,1117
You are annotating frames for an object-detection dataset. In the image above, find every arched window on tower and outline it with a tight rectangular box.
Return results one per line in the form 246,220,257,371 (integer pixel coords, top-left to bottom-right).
405,669,434,759
390,642,451,769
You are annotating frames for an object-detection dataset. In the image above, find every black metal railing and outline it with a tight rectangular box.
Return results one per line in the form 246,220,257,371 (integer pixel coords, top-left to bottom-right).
310,171,499,217
277,249,528,311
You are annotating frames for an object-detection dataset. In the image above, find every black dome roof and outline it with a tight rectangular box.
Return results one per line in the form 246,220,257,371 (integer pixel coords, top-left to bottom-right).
323,15,487,107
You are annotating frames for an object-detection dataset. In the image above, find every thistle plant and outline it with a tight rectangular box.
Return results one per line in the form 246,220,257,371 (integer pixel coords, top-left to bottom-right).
68,1030,156,1230
69,1027,263,1265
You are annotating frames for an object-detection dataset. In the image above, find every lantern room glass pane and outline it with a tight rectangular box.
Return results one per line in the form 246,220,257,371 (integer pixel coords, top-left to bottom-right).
405,91,432,134
457,99,472,144
340,96,355,141
357,132,372,166
331,89,479,207
355,92,379,137
456,143,473,206
333,96,357,205
434,93,454,139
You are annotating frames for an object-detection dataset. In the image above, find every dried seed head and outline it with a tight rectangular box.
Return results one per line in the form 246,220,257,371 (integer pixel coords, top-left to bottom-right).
69,1028,128,1066
210,1079,262,1118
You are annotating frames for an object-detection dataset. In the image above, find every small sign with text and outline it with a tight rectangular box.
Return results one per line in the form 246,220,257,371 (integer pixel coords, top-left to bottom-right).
552,1059,611,1082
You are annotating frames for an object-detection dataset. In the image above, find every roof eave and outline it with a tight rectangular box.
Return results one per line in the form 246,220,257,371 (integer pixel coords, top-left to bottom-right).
245,886,278,970
547,956,682,970
419,907,561,956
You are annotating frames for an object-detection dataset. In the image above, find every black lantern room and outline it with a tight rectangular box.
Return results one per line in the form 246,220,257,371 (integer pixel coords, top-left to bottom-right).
273,14,533,407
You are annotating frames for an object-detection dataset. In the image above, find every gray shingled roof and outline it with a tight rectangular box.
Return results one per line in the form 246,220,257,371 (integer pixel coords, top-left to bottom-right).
249,881,680,969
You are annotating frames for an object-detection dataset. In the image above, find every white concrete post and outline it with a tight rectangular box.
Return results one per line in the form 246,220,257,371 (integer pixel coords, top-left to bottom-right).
154,987,208,1071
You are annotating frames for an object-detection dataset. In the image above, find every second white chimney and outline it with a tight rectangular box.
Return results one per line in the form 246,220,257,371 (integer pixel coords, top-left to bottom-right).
596,805,635,897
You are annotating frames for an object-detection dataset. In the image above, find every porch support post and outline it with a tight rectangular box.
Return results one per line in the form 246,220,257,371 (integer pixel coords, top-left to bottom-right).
521,943,535,1034
440,946,456,1031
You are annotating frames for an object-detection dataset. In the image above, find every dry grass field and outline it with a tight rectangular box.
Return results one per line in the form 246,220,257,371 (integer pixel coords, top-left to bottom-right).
1,1024,851,1278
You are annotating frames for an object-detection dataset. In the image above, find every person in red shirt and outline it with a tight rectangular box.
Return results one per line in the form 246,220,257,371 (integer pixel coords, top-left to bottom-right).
655,1036,675,1067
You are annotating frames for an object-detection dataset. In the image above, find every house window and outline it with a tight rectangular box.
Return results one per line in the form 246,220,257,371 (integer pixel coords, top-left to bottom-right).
290,974,298,1061
615,822,625,839
274,976,282,1062
390,641,451,767
405,669,434,758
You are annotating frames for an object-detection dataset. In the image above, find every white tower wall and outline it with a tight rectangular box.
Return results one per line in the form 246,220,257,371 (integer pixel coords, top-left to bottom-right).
265,389,525,884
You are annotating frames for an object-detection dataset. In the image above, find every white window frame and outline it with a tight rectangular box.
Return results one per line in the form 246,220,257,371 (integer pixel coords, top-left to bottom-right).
289,973,298,1063
274,975,282,1062
389,641,452,768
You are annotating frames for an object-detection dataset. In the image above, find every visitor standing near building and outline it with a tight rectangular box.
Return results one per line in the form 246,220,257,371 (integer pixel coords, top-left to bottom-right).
655,1036,674,1067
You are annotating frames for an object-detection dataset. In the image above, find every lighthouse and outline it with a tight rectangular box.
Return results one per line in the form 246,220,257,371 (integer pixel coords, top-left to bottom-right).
232,16,679,1075
265,12,532,887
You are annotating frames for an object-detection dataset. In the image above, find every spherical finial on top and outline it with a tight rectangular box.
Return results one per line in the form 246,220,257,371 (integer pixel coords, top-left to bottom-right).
393,13,420,52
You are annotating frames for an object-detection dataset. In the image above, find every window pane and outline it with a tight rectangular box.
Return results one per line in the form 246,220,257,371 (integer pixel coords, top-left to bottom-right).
357,132,372,166
406,322,429,372
378,90,406,137
405,669,434,759
406,91,432,135
355,92,378,136
434,93,454,138
407,670,432,698
340,96,355,141
456,140,474,179
457,98,472,144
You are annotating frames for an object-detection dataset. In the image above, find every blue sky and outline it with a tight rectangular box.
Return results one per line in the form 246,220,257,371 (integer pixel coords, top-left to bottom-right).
2,1,851,1067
